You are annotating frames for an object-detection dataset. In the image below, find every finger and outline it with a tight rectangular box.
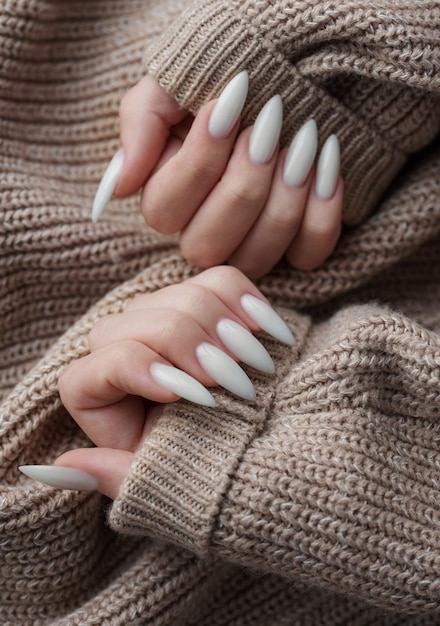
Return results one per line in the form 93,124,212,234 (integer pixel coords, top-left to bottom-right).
115,74,188,197
140,72,249,234
58,339,216,449
179,96,283,268
140,99,240,234
124,265,293,343
55,448,134,500
228,150,313,278
286,174,343,270
124,266,270,333
88,306,227,383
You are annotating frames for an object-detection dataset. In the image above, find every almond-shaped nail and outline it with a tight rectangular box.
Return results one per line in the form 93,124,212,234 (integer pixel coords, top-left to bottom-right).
19,465,99,491
216,319,275,374
208,71,249,138
315,134,340,200
91,148,124,223
150,362,216,407
196,343,256,401
283,119,318,187
240,294,294,346
249,95,283,164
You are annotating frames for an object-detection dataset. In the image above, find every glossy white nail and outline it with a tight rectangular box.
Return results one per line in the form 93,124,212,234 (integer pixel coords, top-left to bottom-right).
19,465,99,491
249,95,283,164
216,319,275,374
283,119,318,187
196,343,256,401
209,71,249,138
315,134,340,200
241,294,294,346
91,148,124,223
150,362,216,407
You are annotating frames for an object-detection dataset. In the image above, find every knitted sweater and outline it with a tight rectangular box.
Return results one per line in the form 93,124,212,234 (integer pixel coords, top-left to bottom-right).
1,0,440,624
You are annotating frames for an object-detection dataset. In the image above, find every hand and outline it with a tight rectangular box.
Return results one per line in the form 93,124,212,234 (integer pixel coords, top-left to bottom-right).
93,73,344,278
20,267,294,499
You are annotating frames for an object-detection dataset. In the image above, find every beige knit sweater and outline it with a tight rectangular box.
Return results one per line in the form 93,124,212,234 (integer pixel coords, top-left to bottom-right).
1,0,440,624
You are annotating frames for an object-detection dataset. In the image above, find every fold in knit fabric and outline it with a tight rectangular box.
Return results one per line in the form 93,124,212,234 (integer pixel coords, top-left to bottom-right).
1,0,440,624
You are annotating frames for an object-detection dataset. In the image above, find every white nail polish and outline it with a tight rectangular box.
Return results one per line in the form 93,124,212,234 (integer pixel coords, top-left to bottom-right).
19,465,99,491
315,134,340,200
196,343,256,401
150,362,216,407
283,119,318,187
208,71,249,138
240,295,294,346
249,95,283,164
216,319,275,374
91,148,124,223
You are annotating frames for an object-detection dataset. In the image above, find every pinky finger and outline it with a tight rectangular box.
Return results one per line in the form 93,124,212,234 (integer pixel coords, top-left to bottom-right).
286,136,343,271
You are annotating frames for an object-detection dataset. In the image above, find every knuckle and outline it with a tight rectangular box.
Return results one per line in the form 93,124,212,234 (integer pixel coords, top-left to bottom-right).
226,181,264,210
302,217,341,244
88,315,115,349
181,242,223,269
57,361,79,408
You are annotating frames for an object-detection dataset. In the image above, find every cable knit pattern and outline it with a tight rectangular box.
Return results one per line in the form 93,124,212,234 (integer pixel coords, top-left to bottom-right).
1,0,440,624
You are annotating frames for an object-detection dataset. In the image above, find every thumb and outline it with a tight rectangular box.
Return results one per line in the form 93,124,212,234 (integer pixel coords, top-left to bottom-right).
55,447,134,500
115,74,188,197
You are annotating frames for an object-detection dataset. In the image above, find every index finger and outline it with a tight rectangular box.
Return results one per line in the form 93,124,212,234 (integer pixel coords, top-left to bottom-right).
115,74,188,197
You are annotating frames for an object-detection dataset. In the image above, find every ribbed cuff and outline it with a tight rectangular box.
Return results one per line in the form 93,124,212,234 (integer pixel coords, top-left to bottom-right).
143,0,405,226
109,309,311,555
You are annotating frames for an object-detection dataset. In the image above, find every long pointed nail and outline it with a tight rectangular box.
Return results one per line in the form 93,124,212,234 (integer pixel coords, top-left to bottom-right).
91,148,124,222
216,319,275,374
19,465,99,491
240,295,294,346
249,95,283,164
315,134,340,200
209,71,249,138
196,343,256,401
150,362,216,407
283,119,318,187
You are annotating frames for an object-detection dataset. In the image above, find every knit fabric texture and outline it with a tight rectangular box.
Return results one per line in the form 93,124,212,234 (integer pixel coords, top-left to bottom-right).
1,0,440,624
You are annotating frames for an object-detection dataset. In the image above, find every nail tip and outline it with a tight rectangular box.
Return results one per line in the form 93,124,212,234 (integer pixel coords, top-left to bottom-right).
91,149,124,223
19,465,98,491
208,70,249,138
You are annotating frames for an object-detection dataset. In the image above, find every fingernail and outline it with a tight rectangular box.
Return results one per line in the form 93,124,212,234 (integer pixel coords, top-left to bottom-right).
240,294,294,346
216,319,275,374
19,465,99,491
196,343,256,401
249,95,283,164
150,362,216,407
208,71,249,138
283,119,318,187
315,134,340,200
91,148,124,222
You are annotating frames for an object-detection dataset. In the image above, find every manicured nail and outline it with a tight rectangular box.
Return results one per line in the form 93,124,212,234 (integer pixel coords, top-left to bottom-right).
315,134,340,200
91,148,124,222
249,95,283,164
283,119,318,187
240,294,294,346
150,362,216,407
216,319,275,374
208,71,249,138
196,343,256,401
19,465,99,491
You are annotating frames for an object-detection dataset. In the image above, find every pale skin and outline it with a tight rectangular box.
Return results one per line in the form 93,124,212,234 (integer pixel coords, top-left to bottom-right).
56,267,284,499
113,75,344,277
55,76,344,496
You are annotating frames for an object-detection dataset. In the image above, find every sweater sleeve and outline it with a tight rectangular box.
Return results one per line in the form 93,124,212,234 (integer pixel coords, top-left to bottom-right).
109,302,440,613
144,0,440,225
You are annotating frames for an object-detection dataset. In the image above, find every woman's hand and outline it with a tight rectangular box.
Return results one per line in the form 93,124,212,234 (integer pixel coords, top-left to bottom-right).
21,267,294,499
93,73,343,278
